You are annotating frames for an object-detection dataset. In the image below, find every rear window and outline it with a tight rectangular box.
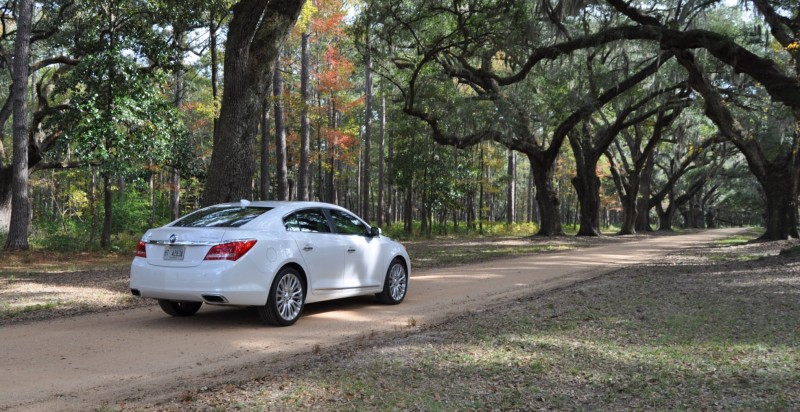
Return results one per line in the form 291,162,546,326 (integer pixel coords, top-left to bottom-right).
172,206,273,228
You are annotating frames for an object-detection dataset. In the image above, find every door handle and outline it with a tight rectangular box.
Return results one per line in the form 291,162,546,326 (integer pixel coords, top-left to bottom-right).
347,247,357,253
303,245,314,251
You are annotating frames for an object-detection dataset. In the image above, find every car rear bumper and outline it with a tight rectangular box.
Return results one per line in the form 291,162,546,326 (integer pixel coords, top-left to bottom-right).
130,258,269,306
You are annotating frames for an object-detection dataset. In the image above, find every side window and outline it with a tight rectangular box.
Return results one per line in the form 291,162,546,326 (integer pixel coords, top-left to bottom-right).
329,209,368,236
284,209,331,233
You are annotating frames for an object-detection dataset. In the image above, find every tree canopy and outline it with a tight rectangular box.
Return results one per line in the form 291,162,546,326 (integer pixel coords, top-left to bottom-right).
0,0,797,251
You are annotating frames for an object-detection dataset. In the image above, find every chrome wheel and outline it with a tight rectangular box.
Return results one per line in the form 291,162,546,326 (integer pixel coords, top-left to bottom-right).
388,263,407,302
377,259,408,305
275,272,303,321
259,267,305,326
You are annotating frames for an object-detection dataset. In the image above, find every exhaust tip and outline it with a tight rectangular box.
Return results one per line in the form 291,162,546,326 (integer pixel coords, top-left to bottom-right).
131,289,141,296
202,294,228,304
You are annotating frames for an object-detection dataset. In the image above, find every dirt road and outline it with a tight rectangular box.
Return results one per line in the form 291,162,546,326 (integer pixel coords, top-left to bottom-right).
0,228,743,411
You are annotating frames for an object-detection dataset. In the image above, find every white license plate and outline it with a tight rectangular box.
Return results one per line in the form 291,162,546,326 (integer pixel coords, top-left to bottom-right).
163,245,186,261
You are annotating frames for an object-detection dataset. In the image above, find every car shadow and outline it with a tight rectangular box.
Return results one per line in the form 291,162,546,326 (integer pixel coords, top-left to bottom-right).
138,295,382,329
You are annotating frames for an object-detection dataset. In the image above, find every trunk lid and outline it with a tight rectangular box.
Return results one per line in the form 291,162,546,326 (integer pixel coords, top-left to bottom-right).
142,227,227,268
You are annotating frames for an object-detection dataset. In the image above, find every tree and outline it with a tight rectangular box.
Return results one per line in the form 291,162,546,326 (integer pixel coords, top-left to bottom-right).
604,0,800,239
273,57,289,200
377,86,386,226
164,2,228,217
4,0,34,251
358,5,374,220
647,118,723,231
312,1,359,205
0,0,76,233
298,29,311,201
505,149,516,225
260,97,271,200
606,105,685,234
368,0,681,236
568,52,682,236
201,0,306,206
49,0,185,248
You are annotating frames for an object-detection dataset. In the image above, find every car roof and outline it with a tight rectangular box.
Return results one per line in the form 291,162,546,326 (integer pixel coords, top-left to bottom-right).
213,200,350,213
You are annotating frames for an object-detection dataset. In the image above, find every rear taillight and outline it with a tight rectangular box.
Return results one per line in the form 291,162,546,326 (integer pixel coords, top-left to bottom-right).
135,241,147,258
204,240,257,261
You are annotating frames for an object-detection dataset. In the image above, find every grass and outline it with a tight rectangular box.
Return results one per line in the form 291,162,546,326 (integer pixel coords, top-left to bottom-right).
712,228,762,246
406,241,578,270
0,249,139,324
0,249,130,277
153,229,800,411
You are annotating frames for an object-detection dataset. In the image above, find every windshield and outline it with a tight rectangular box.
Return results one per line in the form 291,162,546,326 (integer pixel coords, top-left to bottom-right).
172,206,273,228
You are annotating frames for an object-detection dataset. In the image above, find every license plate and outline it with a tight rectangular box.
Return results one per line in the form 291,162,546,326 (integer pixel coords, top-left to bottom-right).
163,245,186,261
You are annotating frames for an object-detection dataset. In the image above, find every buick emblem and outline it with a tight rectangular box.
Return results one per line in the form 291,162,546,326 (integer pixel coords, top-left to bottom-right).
169,234,177,244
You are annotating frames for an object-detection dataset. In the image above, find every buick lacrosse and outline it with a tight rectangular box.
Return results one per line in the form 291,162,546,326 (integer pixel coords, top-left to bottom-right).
130,201,410,326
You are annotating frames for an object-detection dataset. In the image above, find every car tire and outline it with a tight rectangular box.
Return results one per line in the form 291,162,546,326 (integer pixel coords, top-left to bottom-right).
258,267,305,326
376,258,408,305
158,299,202,317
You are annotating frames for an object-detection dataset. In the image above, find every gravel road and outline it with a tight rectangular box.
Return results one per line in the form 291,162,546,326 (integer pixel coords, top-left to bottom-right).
0,228,744,411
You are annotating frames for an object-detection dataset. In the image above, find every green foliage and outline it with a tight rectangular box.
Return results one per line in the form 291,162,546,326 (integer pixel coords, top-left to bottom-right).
53,49,182,175
111,188,155,235
27,182,170,252
7,0,793,252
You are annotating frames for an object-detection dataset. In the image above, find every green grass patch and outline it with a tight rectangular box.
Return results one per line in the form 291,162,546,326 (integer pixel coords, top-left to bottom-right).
713,228,763,246
0,301,63,320
406,242,576,270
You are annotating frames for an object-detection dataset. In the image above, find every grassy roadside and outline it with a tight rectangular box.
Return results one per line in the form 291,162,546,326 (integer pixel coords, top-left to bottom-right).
0,251,136,324
142,230,800,411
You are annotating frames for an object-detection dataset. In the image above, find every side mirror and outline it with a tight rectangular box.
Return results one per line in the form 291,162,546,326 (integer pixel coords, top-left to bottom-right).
368,227,382,237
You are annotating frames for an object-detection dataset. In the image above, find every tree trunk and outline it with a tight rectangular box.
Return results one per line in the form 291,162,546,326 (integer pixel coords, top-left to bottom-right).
619,194,638,235
571,173,601,236
298,31,310,201
100,173,112,249
506,149,516,224
273,58,289,201
759,163,799,239
635,151,655,232
0,167,12,234
209,9,219,116
656,201,673,231
169,29,186,220
386,101,394,225
530,154,564,236
4,0,33,250
377,92,386,227
325,102,338,204
88,167,97,243
149,160,155,227
403,183,413,235
569,136,602,236
527,164,535,224
260,97,270,200
201,0,305,206
361,39,373,220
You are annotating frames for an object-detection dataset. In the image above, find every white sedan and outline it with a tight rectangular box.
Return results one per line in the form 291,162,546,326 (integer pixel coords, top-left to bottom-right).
130,201,410,326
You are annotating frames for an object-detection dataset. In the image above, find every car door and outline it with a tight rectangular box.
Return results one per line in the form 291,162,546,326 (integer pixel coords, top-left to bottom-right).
327,209,384,289
283,208,344,294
